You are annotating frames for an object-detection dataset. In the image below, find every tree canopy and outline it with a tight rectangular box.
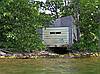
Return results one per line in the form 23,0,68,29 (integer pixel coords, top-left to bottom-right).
0,0,52,52
0,0,100,52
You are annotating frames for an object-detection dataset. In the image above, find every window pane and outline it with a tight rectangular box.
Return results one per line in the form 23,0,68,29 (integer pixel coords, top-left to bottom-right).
50,32,55,34
56,32,61,34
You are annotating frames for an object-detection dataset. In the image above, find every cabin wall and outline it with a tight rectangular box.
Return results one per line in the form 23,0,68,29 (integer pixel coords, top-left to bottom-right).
69,26,73,46
36,29,43,39
72,24,77,41
42,27,70,47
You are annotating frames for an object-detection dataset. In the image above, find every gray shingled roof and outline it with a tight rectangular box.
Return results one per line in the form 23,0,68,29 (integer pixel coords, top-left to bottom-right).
51,16,74,27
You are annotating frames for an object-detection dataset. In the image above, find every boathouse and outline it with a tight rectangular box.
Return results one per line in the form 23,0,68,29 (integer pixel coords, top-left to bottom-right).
38,16,78,48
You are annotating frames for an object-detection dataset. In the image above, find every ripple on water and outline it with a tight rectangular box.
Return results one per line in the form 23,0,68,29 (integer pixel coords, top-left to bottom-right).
0,57,99,74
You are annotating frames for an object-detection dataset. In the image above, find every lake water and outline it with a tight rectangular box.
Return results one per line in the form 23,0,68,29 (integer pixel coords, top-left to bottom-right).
0,57,100,74
33,57,100,74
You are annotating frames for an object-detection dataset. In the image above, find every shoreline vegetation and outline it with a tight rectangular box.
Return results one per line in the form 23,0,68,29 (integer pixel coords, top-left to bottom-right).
0,50,100,59
0,0,100,61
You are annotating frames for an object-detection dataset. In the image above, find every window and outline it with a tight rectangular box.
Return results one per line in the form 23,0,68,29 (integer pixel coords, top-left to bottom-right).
50,32,61,34
56,32,61,34
50,32,55,34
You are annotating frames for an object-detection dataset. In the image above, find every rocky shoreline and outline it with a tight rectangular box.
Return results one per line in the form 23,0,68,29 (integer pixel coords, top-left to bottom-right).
0,50,100,59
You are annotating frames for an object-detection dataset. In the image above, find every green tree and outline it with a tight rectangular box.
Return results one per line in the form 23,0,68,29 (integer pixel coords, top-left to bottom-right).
73,0,100,52
0,0,51,52
44,0,74,18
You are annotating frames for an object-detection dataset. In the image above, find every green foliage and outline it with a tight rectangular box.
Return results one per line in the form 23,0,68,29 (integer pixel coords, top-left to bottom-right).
0,0,51,52
72,0,100,51
0,0,99,52
45,0,74,18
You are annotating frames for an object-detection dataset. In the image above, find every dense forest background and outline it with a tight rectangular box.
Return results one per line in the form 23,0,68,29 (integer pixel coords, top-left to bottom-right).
0,0,100,52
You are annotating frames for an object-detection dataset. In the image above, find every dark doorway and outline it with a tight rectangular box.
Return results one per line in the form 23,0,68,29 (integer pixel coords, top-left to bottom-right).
48,47,72,54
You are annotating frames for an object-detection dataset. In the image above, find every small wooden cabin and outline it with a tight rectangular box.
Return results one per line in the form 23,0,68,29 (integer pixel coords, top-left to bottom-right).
38,16,77,48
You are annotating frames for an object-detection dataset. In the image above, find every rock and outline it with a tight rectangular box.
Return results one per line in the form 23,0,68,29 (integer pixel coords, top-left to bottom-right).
38,51,49,56
0,51,6,56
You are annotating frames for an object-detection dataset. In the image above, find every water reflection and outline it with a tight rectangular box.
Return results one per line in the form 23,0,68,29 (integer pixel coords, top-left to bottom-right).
40,57,100,74
0,57,99,74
